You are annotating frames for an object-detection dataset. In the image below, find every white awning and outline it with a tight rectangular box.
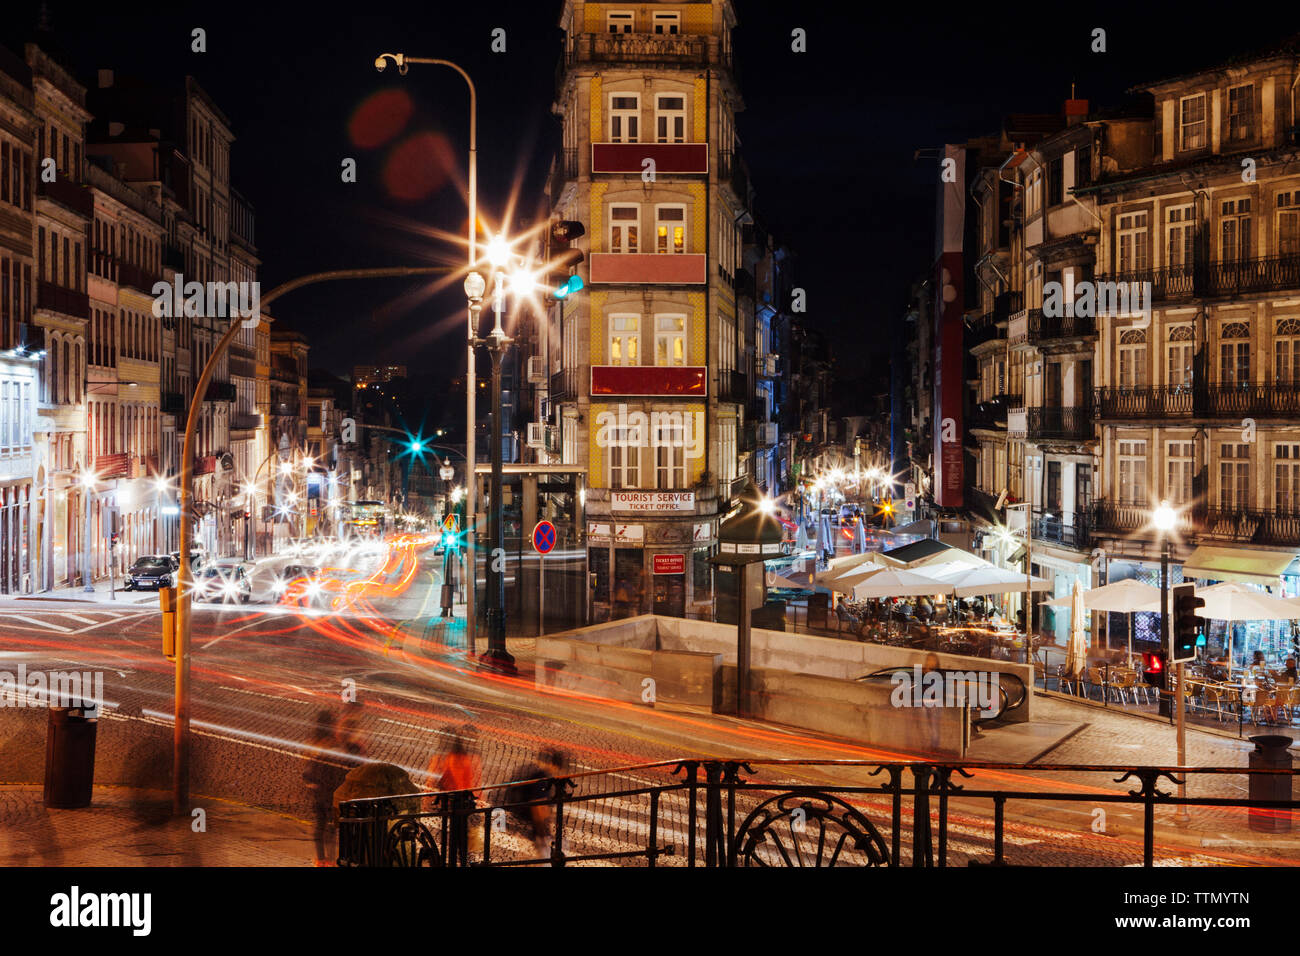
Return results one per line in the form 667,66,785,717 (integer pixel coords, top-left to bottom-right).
1181,545,1294,588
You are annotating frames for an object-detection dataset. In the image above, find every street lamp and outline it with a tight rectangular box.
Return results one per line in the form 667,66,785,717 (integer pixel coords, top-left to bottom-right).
1152,499,1177,722
378,50,480,658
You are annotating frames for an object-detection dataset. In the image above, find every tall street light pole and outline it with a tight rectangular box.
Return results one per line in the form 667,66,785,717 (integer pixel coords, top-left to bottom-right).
375,53,478,658
480,272,515,672
1153,500,1176,726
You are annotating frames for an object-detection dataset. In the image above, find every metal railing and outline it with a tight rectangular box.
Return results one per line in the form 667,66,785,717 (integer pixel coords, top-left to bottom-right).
337,758,1300,868
564,32,732,72
1099,253,1300,300
1028,310,1095,342
1095,499,1196,536
1094,385,1193,419
1026,405,1093,441
1202,507,1300,547
1033,508,1093,550
1202,382,1300,418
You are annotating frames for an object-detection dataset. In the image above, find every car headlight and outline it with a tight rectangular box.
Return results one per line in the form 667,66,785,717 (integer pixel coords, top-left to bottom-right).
222,583,238,596
272,580,287,594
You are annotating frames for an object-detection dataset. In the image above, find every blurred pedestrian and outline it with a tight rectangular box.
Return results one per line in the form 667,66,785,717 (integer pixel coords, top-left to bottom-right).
303,709,345,866
506,748,567,861
426,733,482,864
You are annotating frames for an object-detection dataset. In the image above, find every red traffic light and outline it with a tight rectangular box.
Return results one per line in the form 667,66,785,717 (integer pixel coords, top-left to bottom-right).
1142,652,1162,673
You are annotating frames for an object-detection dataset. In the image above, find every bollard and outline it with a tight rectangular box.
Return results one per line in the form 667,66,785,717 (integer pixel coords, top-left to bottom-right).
1247,734,1293,833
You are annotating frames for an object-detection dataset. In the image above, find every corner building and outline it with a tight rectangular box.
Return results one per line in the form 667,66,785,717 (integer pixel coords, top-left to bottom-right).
549,1,746,620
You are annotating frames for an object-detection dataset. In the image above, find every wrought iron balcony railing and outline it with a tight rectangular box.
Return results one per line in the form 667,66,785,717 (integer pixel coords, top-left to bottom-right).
1032,508,1093,551
1094,499,1197,536
1028,310,1095,342
1026,405,1094,441
1099,253,1300,300
1094,385,1193,419
1201,507,1300,548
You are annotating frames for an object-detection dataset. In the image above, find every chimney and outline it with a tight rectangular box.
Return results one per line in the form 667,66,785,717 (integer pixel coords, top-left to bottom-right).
1064,100,1089,125
97,68,113,88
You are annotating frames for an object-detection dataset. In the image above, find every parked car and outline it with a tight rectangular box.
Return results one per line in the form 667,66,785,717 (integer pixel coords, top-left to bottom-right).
170,550,208,573
124,555,178,591
192,563,252,604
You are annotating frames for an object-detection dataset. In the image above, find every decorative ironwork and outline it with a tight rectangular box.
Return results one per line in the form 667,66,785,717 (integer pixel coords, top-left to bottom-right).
384,818,443,867
732,792,891,867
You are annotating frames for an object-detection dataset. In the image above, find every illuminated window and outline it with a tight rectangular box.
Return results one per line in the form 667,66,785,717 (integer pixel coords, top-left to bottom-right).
608,314,640,366
609,204,639,253
654,314,686,366
655,205,686,254
1179,93,1206,151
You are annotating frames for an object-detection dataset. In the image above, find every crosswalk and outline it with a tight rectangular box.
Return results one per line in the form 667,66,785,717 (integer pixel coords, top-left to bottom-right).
0,603,153,636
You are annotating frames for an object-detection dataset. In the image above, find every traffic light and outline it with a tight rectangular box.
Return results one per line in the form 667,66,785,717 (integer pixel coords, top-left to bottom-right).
441,530,457,550
1141,650,1166,689
1172,583,1205,664
548,219,585,299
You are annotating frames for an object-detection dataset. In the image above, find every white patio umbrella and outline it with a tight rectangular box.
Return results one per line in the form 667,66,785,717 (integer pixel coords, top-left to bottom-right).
1196,582,1300,673
1064,579,1088,679
927,563,1052,598
1040,579,1162,665
853,518,867,554
851,567,955,601
819,512,835,561
817,552,901,593
794,521,809,552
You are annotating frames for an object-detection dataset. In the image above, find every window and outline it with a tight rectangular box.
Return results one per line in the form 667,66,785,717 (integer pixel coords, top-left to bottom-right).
1166,204,1195,269
1278,191,1300,257
1167,325,1193,386
655,205,686,253
1179,93,1206,151
654,314,686,366
1167,441,1194,505
1227,84,1254,143
609,94,639,143
1117,211,1150,273
609,204,639,253
652,11,680,34
654,420,686,489
1075,144,1093,188
608,424,640,490
718,315,735,373
1118,329,1147,387
1221,198,1252,262
1220,443,1250,511
718,419,737,484
1118,440,1148,506
1276,319,1300,384
606,10,634,33
608,314,640,366
1026,259,1043,308
1277,444,1300,514
1219,321,1250,385
1046,156,1063,207
1024,166,1042,217
655,94,687,144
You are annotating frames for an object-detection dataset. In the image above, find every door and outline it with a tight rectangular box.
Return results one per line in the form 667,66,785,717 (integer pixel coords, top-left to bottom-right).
613,548,644,618
652,572,686,617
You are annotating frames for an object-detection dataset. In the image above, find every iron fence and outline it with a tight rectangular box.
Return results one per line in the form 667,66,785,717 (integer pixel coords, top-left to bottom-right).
337,758,1300,868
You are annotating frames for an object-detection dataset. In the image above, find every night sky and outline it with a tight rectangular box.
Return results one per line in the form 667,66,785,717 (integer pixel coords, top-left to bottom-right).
9,3,1292,406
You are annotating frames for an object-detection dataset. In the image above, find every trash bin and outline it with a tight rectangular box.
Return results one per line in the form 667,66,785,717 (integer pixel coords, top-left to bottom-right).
808,592,829,628
43,703,98,809
1247,734,1293,833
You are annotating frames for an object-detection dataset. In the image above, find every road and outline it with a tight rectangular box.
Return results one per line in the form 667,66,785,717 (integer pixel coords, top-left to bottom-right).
0,533,1295,866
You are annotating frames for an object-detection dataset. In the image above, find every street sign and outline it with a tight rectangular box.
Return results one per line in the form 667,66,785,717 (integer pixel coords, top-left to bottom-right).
532,520,556,555
442,513,458,533
652,553,686,575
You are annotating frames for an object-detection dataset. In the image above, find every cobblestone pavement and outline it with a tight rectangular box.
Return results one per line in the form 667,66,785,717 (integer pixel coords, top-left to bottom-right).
0,785,315,866
2,542,1297,867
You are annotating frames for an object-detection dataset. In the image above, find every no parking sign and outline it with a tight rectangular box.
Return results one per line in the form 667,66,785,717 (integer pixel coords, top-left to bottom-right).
532,520,556,554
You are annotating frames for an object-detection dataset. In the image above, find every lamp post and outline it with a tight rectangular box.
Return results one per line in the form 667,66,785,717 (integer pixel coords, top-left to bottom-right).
1153,500,1177,724
479,271,515,672
375,51,479,658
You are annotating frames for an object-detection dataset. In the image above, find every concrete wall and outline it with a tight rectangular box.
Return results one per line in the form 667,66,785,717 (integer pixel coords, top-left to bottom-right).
534,633,722,713
654,616,1032,722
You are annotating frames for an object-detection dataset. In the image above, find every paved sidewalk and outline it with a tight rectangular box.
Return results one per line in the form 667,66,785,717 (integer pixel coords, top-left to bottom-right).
14,581,158,606
0,785,318,866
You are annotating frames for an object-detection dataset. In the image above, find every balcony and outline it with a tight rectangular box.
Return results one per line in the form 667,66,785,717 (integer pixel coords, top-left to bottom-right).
161,391,185,415
163,242,186,272
591,142,708,175
36,280,89,319
965,311,1004,349
719,150,749,204
1201,382,1300,419
1028,309,1095,344
1008,309,1028,345
589,252,707,285
1202,508,1300,548
717,369,747,404
204,380,237,403
1095,385,1193,420
1033,508,1094,551
1027,405,1093,442
993,289,1023,323
968,395,1019,431
1099,253,1300,302
230,412,261,431
1095,499,1196,537
117,260,161,294
93,453,129,480
36,177,93,219
1007,407,1027,435
563,32,732,72
550,368,577,403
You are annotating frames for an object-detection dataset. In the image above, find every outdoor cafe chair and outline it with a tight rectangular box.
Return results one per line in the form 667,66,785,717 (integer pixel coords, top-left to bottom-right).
1252,688,1278,725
